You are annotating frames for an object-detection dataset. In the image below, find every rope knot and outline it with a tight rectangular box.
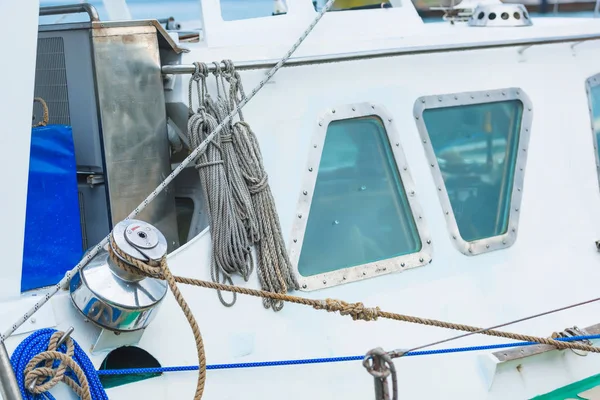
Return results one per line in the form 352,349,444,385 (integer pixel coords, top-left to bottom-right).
211,61,222,77
23,331,91,400
247,173,269,194
192,61,209,81
317,299,380,321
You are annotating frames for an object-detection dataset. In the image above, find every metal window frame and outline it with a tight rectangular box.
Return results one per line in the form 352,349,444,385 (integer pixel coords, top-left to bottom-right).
585,74,600,190
413,87,533,256
289,102,432,291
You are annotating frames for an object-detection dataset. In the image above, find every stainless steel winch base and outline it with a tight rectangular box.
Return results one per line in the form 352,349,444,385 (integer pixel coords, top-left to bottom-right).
70,220,169,332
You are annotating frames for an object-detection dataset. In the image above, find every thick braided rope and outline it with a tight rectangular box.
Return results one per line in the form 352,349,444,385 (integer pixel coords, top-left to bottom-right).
108,236,206,400
220,63,298,311
232,121,299,311
171,275,600,354
187,64,252,307
210,65,261,245
23,331,91,400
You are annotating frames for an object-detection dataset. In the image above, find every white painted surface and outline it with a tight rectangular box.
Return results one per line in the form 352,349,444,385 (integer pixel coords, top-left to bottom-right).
102,0,133,20
0,1,38,301
5,2,600,399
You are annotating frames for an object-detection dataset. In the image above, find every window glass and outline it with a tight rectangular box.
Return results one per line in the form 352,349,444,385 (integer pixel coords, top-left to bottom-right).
422,100,523,242
220,0,287,20
298,116,421,277
589,84,600,163
313,0,394,11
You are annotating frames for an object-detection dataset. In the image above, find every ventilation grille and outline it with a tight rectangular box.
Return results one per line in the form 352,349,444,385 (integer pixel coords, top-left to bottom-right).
468,3,532,27
34,37,71,126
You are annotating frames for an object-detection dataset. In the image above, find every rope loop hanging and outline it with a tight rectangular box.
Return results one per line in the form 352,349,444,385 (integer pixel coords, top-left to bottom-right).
32,97,49,128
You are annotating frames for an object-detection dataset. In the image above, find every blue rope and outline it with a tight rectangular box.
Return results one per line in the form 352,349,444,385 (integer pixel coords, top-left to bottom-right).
10,329,600,393
10,328,108,400
97,334,600,376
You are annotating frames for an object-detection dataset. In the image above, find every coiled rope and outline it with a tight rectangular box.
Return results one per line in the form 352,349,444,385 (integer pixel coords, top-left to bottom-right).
212,61,261,245
187,63,253,307
186,59,299,311
10,329,108,400
224,63,300,310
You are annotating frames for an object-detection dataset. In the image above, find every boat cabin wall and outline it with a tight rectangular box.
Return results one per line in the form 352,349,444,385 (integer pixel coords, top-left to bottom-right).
0,0,39,300
198,0,423,48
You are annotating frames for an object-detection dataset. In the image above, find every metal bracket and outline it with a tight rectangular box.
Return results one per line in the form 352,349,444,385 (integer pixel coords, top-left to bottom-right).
86,174,105,187
492,322,600,362
28,327,75,392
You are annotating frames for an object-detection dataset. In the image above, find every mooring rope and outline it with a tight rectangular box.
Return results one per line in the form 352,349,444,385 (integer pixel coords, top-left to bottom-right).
168,275,600,354
1,0,338,344
107,236,600,364
108,234,207,400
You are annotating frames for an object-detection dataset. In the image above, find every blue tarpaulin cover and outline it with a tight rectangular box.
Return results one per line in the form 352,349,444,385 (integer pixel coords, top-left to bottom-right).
21,124,83,292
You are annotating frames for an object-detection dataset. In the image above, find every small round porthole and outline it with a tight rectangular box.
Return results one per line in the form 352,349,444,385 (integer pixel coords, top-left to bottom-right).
478,11,485,19
513,11,521,19
501,12,509,19
523,11,529,19
488,12,497,20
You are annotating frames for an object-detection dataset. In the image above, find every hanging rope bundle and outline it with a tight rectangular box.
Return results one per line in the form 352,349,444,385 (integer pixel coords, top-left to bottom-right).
187,63,253,307
207,62,260,245
186,61,298,311
222,61,299,310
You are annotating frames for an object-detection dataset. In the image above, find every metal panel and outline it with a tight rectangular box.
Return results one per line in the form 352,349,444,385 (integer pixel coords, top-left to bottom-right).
289,102,432,291
77,182,110,250
37,29,104,172
91,25,179,250
34,37,70,126
413,88,532,256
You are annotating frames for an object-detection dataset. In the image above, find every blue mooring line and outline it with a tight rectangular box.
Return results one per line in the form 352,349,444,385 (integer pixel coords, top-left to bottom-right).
96,334,600,376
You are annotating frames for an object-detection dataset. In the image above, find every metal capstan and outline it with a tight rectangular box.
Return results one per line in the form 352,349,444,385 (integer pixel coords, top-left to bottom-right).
69,220,169,332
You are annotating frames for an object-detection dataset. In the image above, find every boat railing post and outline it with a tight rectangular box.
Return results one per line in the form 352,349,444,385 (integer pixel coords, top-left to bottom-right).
363,348,398,400
0,341,22,400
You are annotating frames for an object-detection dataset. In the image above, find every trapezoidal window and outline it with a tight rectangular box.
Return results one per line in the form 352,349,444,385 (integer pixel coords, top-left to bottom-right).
414,88,532,256
289,103,432,291
586,74,600,188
